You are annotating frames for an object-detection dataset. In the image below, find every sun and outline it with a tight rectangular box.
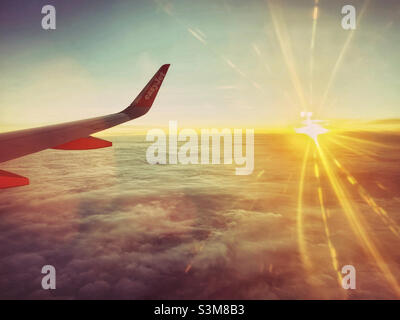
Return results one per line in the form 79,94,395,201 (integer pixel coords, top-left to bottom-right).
295,111,328,145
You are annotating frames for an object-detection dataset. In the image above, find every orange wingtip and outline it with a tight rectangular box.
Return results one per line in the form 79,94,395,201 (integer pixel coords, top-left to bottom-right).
122,64,170,119
0,170,29,189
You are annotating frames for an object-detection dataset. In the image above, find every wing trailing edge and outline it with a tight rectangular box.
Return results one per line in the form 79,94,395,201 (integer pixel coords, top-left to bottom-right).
52,136,112,150
0,170,29,189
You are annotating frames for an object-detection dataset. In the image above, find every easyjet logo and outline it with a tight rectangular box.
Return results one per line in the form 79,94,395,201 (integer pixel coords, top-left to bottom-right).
145,72,166,100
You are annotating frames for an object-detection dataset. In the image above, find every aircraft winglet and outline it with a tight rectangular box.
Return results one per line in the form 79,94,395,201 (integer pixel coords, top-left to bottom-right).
122,64,170,119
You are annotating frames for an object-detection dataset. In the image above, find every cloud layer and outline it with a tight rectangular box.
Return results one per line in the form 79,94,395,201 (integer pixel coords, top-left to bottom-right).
1,133,400,299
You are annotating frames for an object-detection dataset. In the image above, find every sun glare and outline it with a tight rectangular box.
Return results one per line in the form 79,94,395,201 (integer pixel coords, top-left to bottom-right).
295,111,328,145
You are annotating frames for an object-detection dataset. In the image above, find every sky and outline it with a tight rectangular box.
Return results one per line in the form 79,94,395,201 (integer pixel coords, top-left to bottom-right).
1,1,400,300
0,0,400,132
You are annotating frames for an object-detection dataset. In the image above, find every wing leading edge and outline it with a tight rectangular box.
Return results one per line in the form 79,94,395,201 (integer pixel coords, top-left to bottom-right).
0,64,170,189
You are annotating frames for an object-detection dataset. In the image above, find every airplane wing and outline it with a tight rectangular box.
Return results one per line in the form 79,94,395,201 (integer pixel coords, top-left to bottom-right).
0,64,170,189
